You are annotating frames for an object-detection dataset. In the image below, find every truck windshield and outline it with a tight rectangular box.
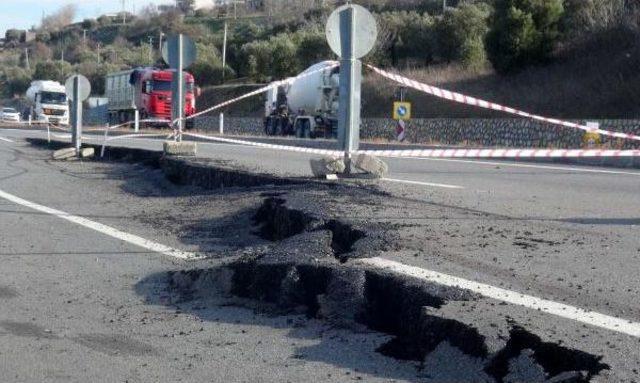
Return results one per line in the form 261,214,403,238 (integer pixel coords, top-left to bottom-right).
152,81,172,92
41,92,67,105
152,81,195,93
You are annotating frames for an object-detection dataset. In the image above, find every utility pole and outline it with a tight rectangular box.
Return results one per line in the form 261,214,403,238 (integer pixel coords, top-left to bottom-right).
82,29,87,45
148,36,154,63
24,48,30,70
122,0,127,25
222,21,228,82
443,0,447,13
158,31,164,54
97,42,101,64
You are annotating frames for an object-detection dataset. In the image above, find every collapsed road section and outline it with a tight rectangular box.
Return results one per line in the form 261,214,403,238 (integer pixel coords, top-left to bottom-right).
29,138,640,382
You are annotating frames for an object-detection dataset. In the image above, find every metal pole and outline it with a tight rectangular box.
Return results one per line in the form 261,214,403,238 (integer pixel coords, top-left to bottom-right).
337,7,361,174
172,35,185,142
222,21,228,82
219,113,224,135
134,108,140,132
71,76,82,156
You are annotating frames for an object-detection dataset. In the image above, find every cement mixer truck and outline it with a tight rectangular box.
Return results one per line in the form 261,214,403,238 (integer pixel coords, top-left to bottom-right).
25,80,69,125
264,61,339,139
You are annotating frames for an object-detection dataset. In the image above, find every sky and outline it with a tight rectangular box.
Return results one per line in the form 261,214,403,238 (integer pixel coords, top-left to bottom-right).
0,0,176,36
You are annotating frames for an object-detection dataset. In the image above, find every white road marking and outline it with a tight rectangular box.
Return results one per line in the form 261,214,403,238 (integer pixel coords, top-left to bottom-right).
404,156,640,176
0,136,14,143
358,257,640,338
383,178,464,190
0,188,201,260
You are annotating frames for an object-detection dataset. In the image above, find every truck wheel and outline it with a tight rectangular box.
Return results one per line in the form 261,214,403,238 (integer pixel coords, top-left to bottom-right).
265,118,276,135
302,119,311,139
295,121,303,138
275,118,284,136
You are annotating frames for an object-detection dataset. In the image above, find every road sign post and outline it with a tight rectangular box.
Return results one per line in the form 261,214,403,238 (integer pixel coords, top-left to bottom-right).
162,34,196,142
326,4,377,174
65,74,91,157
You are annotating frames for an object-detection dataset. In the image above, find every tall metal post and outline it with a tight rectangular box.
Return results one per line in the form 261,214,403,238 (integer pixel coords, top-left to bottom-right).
222,22,228,82
134,109,140,133
337,7,361,174
71,76,82,156
171,34,185,141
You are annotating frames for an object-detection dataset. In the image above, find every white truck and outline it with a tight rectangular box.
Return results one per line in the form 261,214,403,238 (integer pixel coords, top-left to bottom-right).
25,81,69,125
264,61,340,139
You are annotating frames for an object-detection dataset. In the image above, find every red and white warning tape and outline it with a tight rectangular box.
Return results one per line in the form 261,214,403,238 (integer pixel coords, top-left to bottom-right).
182,132,342,156
183,132,640,159
359,147,640,159
366,64,640,143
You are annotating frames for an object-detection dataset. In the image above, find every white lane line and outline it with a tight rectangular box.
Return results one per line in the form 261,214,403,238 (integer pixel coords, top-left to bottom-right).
0,136,14,143
403,156,640,176
0,188,201,260
358,257,640,338
383,178,464,190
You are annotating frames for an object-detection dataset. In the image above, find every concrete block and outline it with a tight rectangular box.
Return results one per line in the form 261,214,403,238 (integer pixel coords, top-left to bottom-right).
354,154,388,178
80,147,95,158
163,141,197,157
52,147,76,160
310,157,346,177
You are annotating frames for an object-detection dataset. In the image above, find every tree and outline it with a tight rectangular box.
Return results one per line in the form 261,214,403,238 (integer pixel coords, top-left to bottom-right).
41,5,76,31
1,66,32,97
435,3,492,68
33,61,72,83
5,29,24,43
486,0,564,73
269,34,299,78
190,62,236,86
177,0,195,14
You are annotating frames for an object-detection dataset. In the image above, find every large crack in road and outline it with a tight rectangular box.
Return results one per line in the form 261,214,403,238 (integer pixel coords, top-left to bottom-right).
23,138,640,382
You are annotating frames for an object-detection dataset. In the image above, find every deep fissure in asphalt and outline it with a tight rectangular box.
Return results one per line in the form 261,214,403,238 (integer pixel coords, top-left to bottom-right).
28,138,612,381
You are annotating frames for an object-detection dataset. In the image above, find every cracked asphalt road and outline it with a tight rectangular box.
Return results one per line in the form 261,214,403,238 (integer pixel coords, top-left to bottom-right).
0,129,639,382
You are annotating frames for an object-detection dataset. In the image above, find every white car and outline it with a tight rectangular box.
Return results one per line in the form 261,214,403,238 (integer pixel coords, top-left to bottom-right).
1,107,21,122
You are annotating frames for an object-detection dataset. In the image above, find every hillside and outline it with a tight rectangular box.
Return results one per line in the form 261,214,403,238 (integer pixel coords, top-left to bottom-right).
1,0,639,120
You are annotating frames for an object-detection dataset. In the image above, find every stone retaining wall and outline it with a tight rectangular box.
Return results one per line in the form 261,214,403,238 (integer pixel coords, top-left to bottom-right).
194,117,640,149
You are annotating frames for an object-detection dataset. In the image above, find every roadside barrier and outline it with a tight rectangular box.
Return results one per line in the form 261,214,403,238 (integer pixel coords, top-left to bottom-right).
183,132,640,159
366,64,640,143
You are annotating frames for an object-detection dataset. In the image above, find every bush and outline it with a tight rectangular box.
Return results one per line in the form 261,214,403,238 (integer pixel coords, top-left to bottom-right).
269,34,299,78
5,29,24,43
33,61,72,83
486,0,564,73
374,11,434,66
435,3,491,68
292,27,333,69
0,66,32,97
190,62,235,86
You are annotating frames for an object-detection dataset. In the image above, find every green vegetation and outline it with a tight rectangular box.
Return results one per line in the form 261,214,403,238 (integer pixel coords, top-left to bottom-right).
0,0,638,118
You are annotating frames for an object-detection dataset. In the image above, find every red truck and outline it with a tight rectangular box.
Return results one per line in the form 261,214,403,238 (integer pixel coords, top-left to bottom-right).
105,67,198,126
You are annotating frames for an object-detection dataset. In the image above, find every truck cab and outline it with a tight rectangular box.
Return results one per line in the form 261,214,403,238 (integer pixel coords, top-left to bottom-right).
138,70,196,121
26,81,69,125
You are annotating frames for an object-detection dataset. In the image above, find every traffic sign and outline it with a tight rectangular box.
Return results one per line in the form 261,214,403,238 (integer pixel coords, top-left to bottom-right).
65,74,91,101
162,34,197,69
326,4,377,59
393,101,412,120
